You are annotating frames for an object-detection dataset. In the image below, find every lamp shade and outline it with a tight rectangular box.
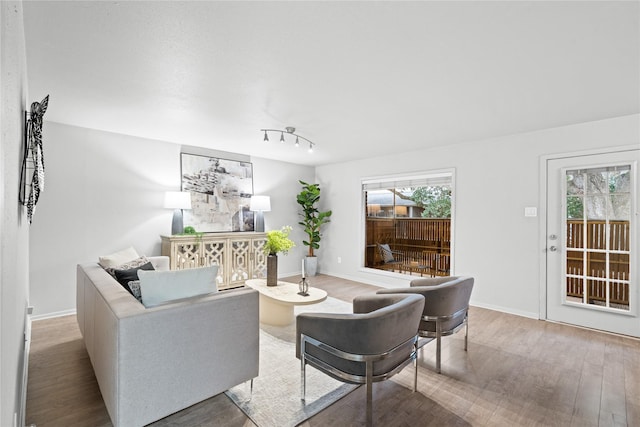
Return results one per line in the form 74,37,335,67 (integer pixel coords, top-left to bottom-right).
164,191,191,210
250,195,271,212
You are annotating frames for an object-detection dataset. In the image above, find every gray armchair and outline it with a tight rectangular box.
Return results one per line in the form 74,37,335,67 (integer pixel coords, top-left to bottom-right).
296,293,425,426
377,276,474,374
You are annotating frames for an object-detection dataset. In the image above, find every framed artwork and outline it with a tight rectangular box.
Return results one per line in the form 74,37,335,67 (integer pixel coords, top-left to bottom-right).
181,153,254,232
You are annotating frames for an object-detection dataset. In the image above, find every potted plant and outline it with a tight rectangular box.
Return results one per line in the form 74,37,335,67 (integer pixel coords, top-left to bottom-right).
181,226,203,243
296,180,332,276
263,226,295,286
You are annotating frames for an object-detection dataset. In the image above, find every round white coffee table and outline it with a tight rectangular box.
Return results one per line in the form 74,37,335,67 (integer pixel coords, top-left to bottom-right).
245,279,328,326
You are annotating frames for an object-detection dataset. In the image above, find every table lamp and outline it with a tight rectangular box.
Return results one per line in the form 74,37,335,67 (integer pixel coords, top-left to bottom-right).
164,191,192,235
250,195,271,232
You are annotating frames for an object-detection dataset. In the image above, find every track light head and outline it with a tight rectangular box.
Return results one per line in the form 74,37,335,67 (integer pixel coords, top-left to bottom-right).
260,127,315,154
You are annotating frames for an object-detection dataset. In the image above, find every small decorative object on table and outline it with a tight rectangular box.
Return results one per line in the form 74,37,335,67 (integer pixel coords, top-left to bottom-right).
298,259,309,296
298,278,309,296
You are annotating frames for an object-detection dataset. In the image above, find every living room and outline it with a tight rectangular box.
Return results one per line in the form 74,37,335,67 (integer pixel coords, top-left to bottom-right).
2,1,639,426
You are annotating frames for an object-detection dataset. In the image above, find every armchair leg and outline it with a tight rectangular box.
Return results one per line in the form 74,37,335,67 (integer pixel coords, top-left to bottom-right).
464,312,469,352
301,361,307,402
366,360,373,427
301,337,307,402
413,342,418,392
436,320,442,374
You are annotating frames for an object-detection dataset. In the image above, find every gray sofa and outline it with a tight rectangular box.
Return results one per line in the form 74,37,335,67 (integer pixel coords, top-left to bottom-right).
76,256,259,427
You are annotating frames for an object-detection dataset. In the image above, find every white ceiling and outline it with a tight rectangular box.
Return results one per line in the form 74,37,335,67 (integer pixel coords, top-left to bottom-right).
22,1,639,166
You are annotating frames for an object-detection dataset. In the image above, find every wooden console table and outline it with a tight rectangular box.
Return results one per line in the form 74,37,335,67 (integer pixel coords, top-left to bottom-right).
161,232,267,291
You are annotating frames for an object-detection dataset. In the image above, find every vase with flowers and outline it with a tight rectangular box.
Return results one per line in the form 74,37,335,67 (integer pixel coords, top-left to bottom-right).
263,226,295,286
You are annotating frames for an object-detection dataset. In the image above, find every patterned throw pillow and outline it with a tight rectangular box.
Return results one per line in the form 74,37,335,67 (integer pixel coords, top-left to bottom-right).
379,244,395,262
127,280,142,302
104,256,150,278
113,261,155,297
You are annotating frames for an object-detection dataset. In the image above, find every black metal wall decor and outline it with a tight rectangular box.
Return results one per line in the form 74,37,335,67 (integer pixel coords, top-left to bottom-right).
20,95,49,224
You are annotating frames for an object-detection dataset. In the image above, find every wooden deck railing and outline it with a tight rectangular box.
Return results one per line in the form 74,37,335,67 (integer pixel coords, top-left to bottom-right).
366,218,631,304
366,218,451,276
566,219,630,307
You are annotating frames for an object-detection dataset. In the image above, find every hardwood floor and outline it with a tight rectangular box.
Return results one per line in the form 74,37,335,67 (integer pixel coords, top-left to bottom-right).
26,275,639,426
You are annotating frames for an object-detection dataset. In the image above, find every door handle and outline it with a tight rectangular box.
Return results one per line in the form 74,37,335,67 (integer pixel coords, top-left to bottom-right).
549,246,557,252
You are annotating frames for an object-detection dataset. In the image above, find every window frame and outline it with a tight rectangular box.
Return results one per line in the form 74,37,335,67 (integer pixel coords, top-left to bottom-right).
360,168,456,276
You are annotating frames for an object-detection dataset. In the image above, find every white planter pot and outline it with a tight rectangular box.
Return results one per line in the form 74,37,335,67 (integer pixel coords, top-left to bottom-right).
304,256,318,276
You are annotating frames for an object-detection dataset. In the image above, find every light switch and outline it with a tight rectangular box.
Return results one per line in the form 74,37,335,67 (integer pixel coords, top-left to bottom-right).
524,207,537,217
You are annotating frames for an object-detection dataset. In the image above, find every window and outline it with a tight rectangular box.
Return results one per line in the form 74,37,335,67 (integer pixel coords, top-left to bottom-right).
363,172,454,276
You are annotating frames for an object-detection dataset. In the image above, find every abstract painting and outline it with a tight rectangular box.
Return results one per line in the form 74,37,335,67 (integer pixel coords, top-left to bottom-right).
181,153,254,232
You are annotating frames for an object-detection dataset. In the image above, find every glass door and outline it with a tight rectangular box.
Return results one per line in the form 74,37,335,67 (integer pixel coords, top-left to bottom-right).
546,150,638,337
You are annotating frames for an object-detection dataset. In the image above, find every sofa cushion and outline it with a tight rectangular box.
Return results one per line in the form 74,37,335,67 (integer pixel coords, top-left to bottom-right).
104,255,151,277
98,246,140,268
127,280,142,302
379,244,395,262
138,265,219,308
113,262,155,297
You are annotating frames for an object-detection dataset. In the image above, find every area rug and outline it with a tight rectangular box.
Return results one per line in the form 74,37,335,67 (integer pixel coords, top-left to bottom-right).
224,297,358,427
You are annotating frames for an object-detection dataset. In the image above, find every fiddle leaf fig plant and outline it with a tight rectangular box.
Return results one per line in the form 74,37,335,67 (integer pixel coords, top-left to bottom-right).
296,180,332,257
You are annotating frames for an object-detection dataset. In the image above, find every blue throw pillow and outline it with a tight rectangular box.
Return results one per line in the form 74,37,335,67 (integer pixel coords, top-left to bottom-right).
137,265,219,308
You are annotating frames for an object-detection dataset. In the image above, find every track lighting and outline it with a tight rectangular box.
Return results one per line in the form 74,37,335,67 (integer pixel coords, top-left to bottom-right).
260,127,315,153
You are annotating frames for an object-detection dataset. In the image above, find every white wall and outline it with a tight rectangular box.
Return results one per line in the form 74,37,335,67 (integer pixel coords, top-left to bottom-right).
317,114,640,319
29,122,314,316
27,114,640,321
1,1,30,425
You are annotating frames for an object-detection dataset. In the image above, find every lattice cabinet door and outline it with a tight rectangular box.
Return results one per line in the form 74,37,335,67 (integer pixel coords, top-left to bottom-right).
171,243,201,270
228,238,252,288
201,239,226,289
251,237,267,279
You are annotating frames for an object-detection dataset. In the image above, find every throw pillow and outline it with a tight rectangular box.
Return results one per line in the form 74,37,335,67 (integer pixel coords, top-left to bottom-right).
113,262,155,296
379,244,395,262
137,265,219,308
98,246,140,268
104,255,151,277
127,280,142,302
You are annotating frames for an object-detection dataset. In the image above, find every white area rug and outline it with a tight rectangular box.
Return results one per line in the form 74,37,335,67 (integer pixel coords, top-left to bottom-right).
225,297,358,427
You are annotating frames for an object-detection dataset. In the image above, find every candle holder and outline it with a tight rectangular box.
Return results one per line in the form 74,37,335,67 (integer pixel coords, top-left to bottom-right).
298,278,309,296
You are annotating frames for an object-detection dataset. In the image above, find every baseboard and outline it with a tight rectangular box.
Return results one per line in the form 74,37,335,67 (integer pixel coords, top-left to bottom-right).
330,270,410,288
323,270,541,320
469,301,539,320
31,308,76,321
20,308,32,427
